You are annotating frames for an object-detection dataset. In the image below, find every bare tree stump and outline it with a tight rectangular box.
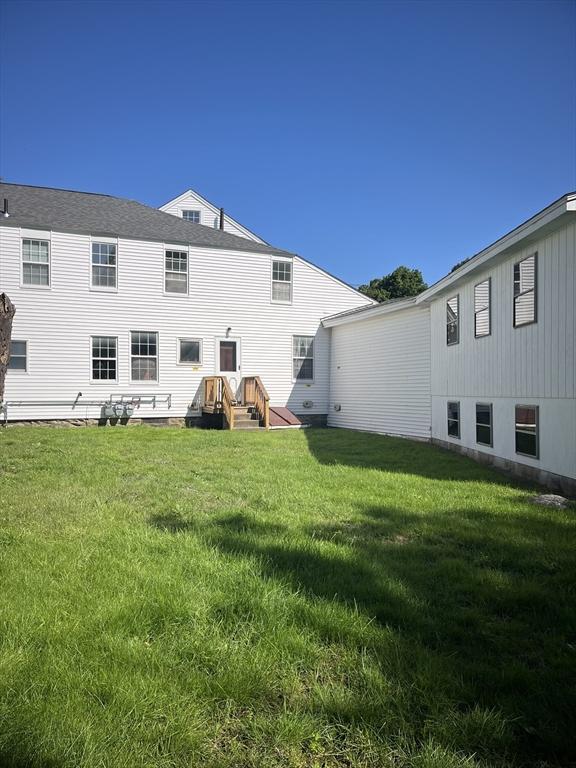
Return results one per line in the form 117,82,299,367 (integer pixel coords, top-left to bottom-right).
0,293,16,403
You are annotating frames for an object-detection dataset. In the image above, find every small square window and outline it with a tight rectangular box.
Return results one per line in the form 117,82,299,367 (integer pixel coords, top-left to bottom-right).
178,338,202,365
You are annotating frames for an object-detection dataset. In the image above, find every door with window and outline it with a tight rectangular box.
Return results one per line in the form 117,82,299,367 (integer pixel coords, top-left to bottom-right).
216,337,241,394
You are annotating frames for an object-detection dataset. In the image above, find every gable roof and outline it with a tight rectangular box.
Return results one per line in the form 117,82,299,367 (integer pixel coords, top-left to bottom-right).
159,188,268,244
0,182,293,257
323,191,576,328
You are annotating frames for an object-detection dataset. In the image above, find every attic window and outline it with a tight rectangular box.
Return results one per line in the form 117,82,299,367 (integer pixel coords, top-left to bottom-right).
182,210,201,224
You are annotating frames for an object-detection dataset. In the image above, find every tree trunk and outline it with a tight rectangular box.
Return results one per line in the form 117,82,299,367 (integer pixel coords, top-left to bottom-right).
0,293,16,403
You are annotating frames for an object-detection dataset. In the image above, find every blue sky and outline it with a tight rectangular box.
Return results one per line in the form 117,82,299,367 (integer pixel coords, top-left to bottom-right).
0,0,574,286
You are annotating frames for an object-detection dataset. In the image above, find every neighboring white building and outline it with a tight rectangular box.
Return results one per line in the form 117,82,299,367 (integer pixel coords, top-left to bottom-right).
324,193,576,493
0,183,373,425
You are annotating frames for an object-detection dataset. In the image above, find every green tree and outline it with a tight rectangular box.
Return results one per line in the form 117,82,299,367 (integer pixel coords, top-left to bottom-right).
358,266,427,303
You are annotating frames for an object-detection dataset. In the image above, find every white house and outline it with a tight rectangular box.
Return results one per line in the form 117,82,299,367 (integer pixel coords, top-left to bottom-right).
324,192,576,494
0,183,373,426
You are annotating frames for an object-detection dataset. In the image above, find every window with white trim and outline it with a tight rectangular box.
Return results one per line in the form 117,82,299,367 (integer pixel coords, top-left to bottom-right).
91,336,117,381
91,242,117,288
446,295,459,345
293,335,314,380
474,278,491,337
447,401,460,438
182,210,201,223
476,403,493,446
515,405,539,458
178,338,202,365
272,260,292,303
8,340,27,371
22,239,50,286
131,331,158,381
514,253,537,327
165,250,188,294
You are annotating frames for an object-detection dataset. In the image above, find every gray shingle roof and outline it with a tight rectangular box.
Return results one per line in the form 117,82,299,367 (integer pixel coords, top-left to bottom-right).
0,183,294,257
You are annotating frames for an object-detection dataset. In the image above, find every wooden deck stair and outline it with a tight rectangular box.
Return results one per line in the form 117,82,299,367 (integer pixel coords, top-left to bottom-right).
202,375,270,430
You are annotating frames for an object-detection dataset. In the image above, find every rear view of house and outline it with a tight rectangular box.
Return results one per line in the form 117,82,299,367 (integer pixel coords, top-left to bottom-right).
0,183,373,426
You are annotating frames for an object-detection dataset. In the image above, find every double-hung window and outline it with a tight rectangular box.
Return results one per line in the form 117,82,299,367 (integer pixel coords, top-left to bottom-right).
91,242,117,288
22,239,50,286
182,210,201,223
447,401,460,438
272,260,292,303
131,331,158,381
446,295,459,345
515,405,539,458
165,250,188,294
91,336,117,381
476,403,493,446
293,335,314,381
513,253,537,327
474,278,491,337
8,340,27,371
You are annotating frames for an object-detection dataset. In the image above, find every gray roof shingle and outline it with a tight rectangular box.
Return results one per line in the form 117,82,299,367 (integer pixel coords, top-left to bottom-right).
0,183,294,257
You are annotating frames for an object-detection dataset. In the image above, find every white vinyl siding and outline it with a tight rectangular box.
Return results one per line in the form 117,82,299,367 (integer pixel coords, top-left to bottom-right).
292,335,314,380
474,278,490,337
91,336,117,382
22,238,49,286
8,340,27,371
131,331,158,382
514,253,537,327
446,295,459,345
328,306,431,439
91,242,117,289
165,250,188,294
272,260,292,303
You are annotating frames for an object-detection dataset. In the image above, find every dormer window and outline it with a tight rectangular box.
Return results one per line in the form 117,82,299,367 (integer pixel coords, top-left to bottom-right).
182,210,201,224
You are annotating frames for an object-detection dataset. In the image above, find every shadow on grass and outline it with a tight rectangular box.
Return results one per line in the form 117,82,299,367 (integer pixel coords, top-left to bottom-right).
149,496,576,765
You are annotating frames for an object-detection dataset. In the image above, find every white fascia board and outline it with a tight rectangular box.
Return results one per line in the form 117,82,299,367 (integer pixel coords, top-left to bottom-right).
322,296,418,327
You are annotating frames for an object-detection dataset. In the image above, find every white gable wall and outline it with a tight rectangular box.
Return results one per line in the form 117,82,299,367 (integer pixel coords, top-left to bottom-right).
160,190,265,243
1,225,371,421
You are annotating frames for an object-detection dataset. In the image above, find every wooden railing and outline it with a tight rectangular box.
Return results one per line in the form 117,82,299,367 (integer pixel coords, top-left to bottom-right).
202,376,235,430
242,376,270,429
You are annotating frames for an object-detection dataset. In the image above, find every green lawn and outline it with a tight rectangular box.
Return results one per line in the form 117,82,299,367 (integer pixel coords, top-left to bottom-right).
0,427,575,768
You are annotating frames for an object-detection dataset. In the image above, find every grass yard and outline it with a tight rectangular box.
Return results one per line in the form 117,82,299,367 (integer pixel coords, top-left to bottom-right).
0,426,575,768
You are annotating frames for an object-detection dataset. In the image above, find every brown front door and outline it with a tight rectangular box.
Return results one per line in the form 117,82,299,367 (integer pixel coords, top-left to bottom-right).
219,341,237,372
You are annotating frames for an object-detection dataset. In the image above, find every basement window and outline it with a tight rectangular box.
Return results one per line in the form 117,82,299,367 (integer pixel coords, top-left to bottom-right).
91,242,117,289
8,340,27,372
178,338,202,365
514,253,537,327
476,403,493,446
447,401,460,438
515,405,539,458
182,210,201,223
474,278,491,337
131,331,158,382
22,239,50,286
165,250,188,294
446,295,459,345
272,260,292,303
293,335,314,381
91,336,117,381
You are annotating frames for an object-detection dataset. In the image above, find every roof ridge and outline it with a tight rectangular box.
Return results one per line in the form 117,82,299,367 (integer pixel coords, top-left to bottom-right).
0,181,119,199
